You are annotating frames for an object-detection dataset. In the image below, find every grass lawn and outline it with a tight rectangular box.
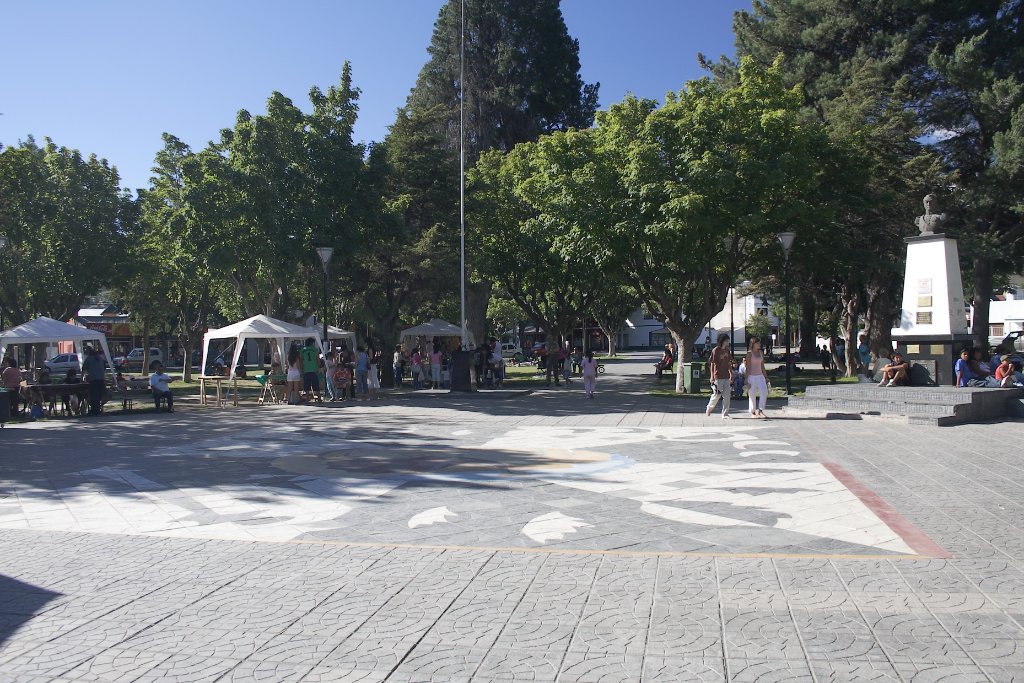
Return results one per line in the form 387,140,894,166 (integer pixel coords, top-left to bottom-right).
648,368,860,400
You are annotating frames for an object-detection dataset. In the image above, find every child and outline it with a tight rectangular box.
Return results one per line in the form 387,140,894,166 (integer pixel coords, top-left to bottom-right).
581,349,598,399
336,365,352,401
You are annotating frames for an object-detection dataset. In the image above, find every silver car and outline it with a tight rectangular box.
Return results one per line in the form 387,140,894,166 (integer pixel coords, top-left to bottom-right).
44,353,82,376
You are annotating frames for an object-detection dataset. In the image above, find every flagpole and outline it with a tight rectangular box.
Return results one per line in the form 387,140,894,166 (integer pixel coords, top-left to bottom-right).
459,0,467,349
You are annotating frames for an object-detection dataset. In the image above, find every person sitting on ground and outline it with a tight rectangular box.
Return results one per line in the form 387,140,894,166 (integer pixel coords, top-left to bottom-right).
969,347,992,384
149,362,174,413
878,351,910,386
955,347,975,387
1001,360,1024,387
989,345,1005,373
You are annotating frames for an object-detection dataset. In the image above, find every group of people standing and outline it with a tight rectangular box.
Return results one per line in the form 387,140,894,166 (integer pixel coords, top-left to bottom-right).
282,338,382,404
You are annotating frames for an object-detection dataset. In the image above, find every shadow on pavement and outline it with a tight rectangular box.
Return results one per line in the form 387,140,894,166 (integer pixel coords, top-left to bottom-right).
0,574,62,647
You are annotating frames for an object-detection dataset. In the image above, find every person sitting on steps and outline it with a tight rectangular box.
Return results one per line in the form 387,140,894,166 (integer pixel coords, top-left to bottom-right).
878,352,909,387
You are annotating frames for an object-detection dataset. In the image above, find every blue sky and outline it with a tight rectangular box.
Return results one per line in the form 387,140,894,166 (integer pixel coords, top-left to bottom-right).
0,1,749,192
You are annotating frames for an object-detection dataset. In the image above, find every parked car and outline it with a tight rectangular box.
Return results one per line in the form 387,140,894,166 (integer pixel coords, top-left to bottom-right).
1003,330,1024,353
113,347,163,372
43,353,81,375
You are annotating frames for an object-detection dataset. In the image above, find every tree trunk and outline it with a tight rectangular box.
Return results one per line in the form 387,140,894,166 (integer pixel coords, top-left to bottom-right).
799,287,817,358
181,340,195,383
865,280,898,368
971,256,993,350
600,326,617,357
840,291,860,377
668,327,698,393
466,279,491,349
141,322,151,376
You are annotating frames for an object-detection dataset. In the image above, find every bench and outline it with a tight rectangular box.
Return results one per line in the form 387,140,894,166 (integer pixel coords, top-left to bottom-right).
111,378,157,411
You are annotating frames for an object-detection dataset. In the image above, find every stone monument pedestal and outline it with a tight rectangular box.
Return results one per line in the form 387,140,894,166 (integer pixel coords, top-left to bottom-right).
891,233,970,387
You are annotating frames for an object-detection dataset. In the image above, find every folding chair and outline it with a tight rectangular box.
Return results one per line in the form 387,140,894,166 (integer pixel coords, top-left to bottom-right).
257,374,286,404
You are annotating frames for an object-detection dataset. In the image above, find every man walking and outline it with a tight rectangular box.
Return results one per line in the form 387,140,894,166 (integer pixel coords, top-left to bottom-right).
704,333,733,418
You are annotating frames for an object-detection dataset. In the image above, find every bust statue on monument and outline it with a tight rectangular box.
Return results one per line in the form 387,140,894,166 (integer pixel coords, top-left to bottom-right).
914,193,946,236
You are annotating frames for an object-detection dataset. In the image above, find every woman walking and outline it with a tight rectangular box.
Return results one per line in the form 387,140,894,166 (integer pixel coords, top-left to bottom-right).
286,343,302,405
745,336,769,419
581,349,598,399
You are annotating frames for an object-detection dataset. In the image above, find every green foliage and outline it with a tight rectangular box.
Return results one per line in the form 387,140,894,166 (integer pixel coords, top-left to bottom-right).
0,137,132,326
745,312,774,341
408,0,599,161
470,57,851,385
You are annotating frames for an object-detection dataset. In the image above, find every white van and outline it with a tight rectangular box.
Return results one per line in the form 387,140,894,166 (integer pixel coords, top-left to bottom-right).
501,341,523,359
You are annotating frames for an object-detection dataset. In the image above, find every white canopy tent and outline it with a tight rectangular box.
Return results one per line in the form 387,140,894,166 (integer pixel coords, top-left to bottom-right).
309,325,356,349
0,317,115,378
201,315,324,378
400,318,474,348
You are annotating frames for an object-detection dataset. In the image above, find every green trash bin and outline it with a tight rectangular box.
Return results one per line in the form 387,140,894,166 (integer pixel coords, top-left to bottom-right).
681,362,703,393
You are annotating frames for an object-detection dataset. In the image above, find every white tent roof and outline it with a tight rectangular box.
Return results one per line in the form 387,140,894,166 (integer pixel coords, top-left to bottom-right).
0,316,115,376
206,315,314,340
308,325,355,343
201,315,324,378
400,318,473,345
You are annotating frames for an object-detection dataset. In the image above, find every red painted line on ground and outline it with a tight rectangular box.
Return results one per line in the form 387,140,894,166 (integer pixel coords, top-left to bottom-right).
822,460,951,559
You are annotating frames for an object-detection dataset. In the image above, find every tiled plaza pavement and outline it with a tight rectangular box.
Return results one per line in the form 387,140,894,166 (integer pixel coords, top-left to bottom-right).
1,361,1024,681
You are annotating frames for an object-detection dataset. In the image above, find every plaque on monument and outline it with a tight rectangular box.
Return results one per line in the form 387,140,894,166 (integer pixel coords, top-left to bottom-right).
916,312,932,325
917,296,933,308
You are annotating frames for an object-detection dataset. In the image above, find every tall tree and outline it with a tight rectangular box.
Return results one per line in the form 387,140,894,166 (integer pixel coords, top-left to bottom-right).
137,135,225,382
708,0,1024,357
488,59,850,391
402,0,600,343
0,137,131,326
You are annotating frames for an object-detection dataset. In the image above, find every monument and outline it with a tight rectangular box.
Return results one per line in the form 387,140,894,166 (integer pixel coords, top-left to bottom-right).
891,194,971,386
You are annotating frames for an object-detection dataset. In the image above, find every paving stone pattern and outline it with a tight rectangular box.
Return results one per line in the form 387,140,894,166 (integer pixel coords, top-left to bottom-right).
0,357,1022,681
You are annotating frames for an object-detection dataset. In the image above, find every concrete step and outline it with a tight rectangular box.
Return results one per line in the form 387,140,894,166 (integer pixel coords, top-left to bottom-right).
787,386,1024,426
805,384,977,404
788,396,956,416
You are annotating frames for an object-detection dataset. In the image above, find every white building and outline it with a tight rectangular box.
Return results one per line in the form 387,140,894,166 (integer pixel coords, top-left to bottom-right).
618,287,780,350
980,285,1024,346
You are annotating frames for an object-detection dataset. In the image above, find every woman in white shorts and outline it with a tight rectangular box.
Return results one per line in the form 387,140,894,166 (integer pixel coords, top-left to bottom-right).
286,344,302,405
745,336,769,418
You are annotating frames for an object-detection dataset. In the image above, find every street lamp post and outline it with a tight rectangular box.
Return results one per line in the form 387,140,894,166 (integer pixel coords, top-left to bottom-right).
721,237,734,357
0,235,6,330
315,247,334,354
777,232,796,395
